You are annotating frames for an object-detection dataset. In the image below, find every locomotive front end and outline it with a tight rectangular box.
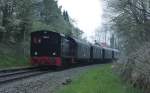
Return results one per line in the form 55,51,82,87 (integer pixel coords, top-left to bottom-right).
30,31,62,67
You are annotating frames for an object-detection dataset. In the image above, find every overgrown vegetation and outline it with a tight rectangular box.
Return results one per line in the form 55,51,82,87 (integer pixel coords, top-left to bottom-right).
57,64,142,93
105,0,150,92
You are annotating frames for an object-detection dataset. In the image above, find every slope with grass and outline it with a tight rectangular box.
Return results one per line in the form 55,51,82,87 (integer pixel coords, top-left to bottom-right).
0,55,29,68
57,64,143,93
0,43,30,68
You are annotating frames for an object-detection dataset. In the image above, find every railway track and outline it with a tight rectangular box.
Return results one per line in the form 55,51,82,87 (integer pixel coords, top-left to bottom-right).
0,62,107,85
0,67,50,84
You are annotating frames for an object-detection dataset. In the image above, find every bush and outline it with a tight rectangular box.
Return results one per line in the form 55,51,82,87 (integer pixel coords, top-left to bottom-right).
114,42,150,93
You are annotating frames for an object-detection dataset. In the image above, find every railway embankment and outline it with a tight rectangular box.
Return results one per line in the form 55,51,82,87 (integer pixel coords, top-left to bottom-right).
0,43,30,68
0,55,29,68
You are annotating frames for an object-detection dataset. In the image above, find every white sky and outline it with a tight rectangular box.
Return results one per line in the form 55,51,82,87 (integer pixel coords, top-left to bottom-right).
58,0,103,40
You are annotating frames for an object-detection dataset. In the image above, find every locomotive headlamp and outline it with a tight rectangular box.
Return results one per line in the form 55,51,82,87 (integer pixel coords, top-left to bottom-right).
44,31,47,34
35,51,38,56
33,37,37,44
38,39,41,43
52,52,56,56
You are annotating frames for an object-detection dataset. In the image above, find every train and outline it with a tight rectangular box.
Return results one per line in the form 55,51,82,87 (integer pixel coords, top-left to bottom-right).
30,30,119,67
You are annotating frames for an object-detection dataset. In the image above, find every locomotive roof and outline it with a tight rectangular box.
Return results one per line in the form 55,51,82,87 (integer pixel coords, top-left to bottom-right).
112,49,119,52
102,47,119,52
70,37,91,46
31,30,60,35
92,44,102,47
31,30,68,38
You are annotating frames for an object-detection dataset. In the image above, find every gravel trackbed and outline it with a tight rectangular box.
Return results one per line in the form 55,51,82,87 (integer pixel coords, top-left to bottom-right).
0,64,103,93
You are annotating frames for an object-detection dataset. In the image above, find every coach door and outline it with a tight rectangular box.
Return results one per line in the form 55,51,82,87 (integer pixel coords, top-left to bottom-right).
69,40,76,57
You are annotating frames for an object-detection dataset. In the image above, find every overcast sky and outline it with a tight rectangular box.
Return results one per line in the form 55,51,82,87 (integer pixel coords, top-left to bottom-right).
58,0,103,40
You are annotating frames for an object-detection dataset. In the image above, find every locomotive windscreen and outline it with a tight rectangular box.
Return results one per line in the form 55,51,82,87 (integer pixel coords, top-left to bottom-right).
31,31,61,57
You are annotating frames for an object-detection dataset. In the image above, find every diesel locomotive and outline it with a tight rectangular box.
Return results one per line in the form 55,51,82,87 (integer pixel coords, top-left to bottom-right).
30,30,119,67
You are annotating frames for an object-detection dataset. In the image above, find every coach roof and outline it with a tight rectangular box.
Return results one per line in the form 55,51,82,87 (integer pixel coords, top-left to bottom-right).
71,37,91,46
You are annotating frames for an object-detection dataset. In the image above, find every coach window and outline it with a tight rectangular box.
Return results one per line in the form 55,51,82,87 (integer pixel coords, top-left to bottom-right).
86,46,88,56
83,45,85,57
83,46,85,56
82,45,85,56
79,45,81,56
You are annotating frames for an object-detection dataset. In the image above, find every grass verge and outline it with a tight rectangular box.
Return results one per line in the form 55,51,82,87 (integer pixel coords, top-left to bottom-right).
0,54,30,69
57,64,142,93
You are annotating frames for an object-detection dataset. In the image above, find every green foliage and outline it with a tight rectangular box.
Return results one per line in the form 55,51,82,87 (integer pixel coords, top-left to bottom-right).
57,64,142,93
0,0,33,43
0,54,30,68
32,0,81,36
0,0,82,43
0,43,30,68
32,21,54,32
63,11,70,22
